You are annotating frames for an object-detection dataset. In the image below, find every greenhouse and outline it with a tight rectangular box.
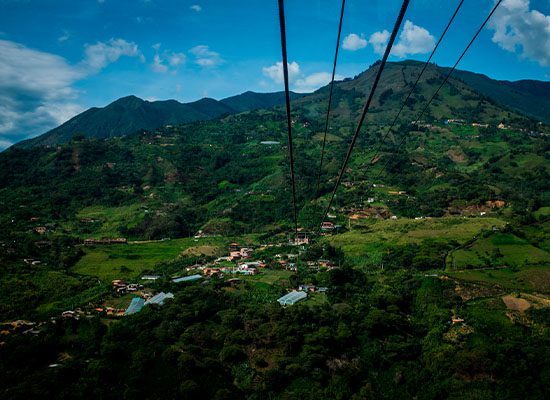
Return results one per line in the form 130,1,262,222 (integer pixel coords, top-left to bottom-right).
124,297,145,315
277,291,307,306
172,274,202,283
145,292,174,306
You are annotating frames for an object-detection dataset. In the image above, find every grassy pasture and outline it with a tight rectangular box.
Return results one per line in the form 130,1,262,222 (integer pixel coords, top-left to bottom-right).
328,217,505,267
448,232,550,269
64,204,145,238
73,237,227,281
448,266,550,293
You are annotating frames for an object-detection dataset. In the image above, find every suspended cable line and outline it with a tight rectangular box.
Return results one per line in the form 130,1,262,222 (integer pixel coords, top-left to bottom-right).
373,0,503,183
365,0,465,170
277,0,299,234
316,0,346,195
318,0,411,229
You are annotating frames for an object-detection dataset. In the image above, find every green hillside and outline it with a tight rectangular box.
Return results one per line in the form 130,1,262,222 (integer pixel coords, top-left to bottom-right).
0,61,549,400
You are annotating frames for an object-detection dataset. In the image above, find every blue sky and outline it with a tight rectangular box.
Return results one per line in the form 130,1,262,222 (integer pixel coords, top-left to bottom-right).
0,0,549,148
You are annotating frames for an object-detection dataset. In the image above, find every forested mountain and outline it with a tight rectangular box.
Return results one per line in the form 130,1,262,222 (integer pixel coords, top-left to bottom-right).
17,91,305,148
448,68,550,124
12,61,549,149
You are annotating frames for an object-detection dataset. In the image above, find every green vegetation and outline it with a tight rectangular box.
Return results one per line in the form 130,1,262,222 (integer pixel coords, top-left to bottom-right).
0,61,548,399
448,232,550,269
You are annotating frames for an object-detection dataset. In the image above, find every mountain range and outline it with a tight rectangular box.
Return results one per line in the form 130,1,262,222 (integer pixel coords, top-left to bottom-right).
14,61,550,149
16,91,306,148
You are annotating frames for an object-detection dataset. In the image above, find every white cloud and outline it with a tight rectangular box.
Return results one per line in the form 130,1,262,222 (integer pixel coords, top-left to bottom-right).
368,21,435,57
82,38,143,71
294,72,344,93
189,45,223,67
0,38,141,146
262,61,342,93
58,30,70,43
152,54,168,73
391,20,435,57
190,4,202,12
169,52,186,66
151,43,186,73
262,61,301,84
342,33,367,51
369,30,390,54
489,0,550,66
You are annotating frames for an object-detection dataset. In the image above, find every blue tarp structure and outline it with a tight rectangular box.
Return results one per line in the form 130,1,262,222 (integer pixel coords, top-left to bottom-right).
125,297,145,315
172,274,202,283
145,292,174,306
277,291,307,306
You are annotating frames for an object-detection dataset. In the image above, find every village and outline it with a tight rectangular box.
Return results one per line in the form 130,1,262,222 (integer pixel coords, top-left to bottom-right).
52,236,341,320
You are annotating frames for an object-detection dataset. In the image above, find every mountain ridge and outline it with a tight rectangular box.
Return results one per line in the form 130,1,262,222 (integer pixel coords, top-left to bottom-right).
13,60,550,149
16,91,306,148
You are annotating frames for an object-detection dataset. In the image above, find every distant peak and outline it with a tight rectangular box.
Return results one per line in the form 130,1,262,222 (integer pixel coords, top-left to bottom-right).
110,95,144,106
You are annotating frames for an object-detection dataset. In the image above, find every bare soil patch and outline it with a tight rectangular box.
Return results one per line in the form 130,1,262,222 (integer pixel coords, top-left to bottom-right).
181,245,222,257
502,295,531,312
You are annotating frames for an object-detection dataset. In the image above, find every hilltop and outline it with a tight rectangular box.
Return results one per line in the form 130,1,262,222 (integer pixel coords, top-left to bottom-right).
17,91,306,148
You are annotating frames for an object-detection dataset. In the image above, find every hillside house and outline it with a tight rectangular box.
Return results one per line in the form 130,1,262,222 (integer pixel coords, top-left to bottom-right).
298,284,316,292
320,221,335,231
203,267,223,277
34,226,47,235
318,259,334,268
293,232,310,245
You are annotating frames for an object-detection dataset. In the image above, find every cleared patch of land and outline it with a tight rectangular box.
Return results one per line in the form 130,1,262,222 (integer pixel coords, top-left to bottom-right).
181,245,224,257
502,295,531,312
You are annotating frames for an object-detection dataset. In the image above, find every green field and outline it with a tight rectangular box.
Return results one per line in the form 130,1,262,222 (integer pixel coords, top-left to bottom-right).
60,204,145,238
448,266,550,292
447,232,550,269
73,237,226,281
328,217,506,267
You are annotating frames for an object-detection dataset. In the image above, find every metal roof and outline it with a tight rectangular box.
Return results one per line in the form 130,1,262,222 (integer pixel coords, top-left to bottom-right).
172,274,202,283
144,292,174,306
124,297,145,315
277,290,307,305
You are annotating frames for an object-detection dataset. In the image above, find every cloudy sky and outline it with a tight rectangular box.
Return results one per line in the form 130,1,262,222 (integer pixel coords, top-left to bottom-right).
0,0,549,149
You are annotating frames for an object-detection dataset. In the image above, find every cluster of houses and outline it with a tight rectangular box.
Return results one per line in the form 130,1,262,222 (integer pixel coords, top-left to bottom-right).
202,261,264,278
0,320,43,337
305,259,337,271
298,284,328,293
111,280,144,294
183,243,265,278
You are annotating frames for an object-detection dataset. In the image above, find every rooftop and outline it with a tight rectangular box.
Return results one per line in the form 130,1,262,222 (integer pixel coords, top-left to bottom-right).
277,291,307,306
124,297,145,315
172,274,202,283
144,292,174,306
